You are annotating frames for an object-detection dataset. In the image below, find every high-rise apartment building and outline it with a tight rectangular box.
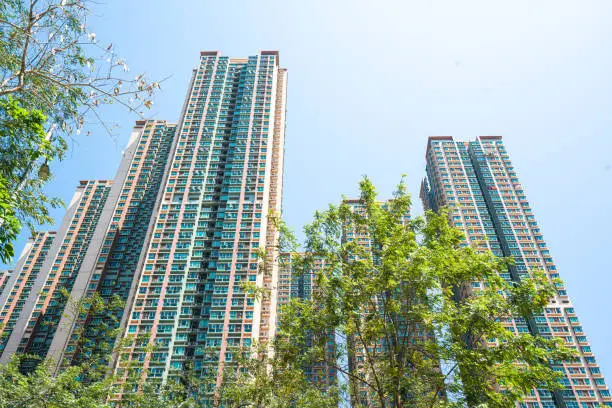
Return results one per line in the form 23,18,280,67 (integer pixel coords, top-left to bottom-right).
0,231,55,353
106,50,287,388
421,136,611,408
0,180,111,367
23,51,288,390
117,50,286,387
0,52,287,398
47,120,177,372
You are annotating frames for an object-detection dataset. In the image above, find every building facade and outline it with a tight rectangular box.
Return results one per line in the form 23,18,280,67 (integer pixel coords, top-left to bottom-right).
0,232,55,354
0,120,176,372
109,51,287,390
0,270,10,297
421,135,611,408
0,180,111,368
47,120,177,371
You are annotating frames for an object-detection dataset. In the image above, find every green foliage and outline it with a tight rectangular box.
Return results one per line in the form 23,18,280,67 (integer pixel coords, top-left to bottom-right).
220,342,340,408
0,96,64,240
0,96,62,262
0,353,217,408
0,176,20,262
246,176,575,408
0,355,115,408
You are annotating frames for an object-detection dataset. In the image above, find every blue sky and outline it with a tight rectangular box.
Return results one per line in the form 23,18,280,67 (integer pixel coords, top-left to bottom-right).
7,0,612,378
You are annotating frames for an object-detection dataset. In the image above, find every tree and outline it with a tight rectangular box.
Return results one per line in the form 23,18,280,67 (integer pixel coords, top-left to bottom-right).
0,176,21,263
0,292,212,408
219,341,340,408
0,96,62,262
240,177,575,408
0,355,115,408
0,0,160,136
0,352,214,408
0,0,161,262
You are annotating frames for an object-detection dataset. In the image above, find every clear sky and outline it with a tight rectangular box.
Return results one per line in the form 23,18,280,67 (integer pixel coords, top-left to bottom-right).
6,0,612,380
